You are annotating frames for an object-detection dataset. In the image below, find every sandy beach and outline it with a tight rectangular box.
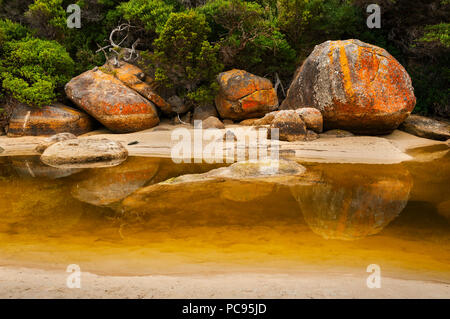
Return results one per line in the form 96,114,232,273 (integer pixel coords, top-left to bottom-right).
1,266,449,299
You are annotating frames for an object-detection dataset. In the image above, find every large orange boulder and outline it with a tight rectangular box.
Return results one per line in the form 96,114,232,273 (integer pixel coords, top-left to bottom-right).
215,69,278,120
65,69,160,133
104,61,172,114
7,103,93,137
281,39,416,134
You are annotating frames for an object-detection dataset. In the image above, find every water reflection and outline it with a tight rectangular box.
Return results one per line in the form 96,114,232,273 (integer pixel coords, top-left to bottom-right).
0,155,448,279
291,164,413,240
71,157,160,207
10,156,83,179
0,156,417,240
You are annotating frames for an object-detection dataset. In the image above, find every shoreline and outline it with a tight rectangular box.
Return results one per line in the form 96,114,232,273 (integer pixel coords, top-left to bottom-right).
0,266,448,299
0,124,447,164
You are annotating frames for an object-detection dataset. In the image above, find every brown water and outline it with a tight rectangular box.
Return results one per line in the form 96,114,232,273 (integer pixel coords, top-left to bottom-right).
0,153,449,283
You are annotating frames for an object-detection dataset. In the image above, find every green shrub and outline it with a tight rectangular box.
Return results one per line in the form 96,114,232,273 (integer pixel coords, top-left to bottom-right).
0,37,75,107
25,0,66,38
278,0,363,58
199,0,295,77
0,18,29,43
117,0,180,34
25,0,121,72
418,23,450,48
151,11,223,105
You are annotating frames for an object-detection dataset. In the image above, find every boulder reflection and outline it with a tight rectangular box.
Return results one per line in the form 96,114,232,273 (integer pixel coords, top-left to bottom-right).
71,157,160,207
70,157,225,207
291,164,413,240
11,156,83,179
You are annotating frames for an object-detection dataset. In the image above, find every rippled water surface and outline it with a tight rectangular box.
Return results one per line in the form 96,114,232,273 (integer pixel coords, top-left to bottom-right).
0,153,449,282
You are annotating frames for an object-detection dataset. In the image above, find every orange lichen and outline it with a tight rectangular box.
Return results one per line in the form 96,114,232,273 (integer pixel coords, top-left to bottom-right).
338,43,356,103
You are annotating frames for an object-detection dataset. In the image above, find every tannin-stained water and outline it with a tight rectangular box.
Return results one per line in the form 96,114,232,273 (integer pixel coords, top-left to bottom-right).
0,152,449,283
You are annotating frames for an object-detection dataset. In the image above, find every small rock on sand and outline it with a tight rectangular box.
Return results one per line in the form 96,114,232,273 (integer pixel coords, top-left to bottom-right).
41,137,128,168
399,115,450,141
35,132,77,153
202,116,225,129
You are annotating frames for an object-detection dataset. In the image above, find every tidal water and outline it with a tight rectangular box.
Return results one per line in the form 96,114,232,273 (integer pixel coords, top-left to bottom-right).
0,152,448,283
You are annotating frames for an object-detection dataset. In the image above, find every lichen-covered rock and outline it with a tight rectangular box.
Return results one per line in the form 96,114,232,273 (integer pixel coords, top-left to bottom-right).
192,104,219,121
104,61,172,114
215,69,278,120
305,130,319,141
41,137,128,168
239,112,279,126
399,115,450,141
65,69,159,133
35,133,77,153
295,108,323,133
270,110,306,142
7,103,93,137
167,95,190,114
202,116,225,129
281,39,416,134
240,118,259,126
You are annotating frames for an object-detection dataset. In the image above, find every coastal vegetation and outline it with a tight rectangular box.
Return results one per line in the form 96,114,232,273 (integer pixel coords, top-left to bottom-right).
0,0,448,133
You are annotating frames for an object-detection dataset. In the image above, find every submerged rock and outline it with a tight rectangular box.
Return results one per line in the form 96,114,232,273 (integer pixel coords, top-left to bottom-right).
65,68,160,133
7,103,93,137
399,115,450,141
35,133,77,153
215,69,278,120
71,157,159,206
281,39,416,134
41,137,128,168
120,159,307,215
291,164,413,240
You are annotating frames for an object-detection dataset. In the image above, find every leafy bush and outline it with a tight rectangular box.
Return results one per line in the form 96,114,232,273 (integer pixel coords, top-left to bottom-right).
407,58,450,117
0,19,30,101
0,18,29,45
0,37,75,107
278,0,363,58
418,23,450,48
117,0,180,34
25,0,121,72
0,0,448,117
151,11,223,105
199,0,295,77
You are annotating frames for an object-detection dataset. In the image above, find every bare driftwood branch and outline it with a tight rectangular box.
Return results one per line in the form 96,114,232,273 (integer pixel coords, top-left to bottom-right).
274,72,286,97
96,23,140,66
